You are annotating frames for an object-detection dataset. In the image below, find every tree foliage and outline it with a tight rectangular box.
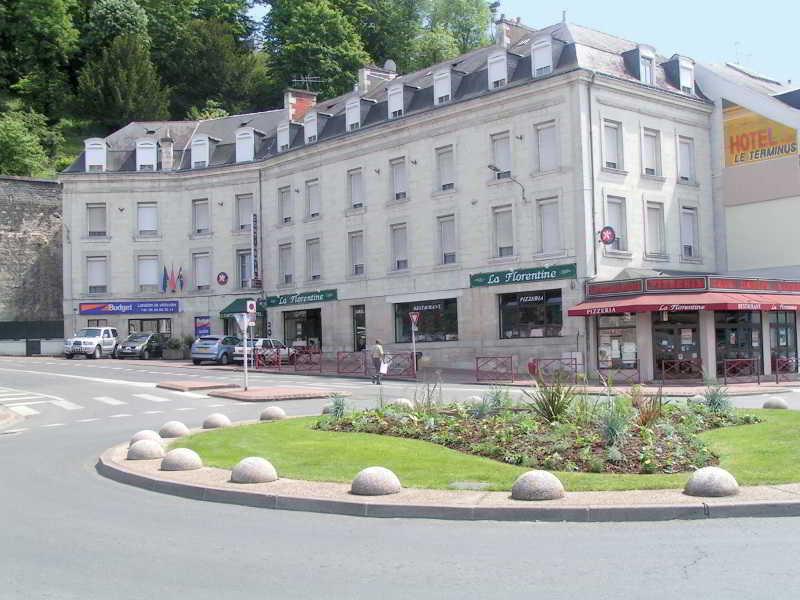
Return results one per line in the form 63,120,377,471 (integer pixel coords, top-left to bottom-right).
0,111,50,177
427,0,491,54
409,27,460,71
84,0,150,54
77,34,170,130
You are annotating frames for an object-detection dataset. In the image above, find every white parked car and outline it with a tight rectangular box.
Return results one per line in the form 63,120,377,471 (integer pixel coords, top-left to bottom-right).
64,327,119,359
234,338,296,364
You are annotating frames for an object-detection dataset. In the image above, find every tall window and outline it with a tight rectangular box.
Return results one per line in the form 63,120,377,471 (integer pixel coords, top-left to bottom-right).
491,132,511,179
603,120,623,170
349,231,364,276
236,193,252,231
277,122,290,152
438,215,456,264
493,206,514,257
390,157,407,200
537,197,560,254
640,55,654,85
487,52,507,89
137,202,157,236
237,249,252,287
304,112,317,144
391,223,408,270
278,243,293,284
536,121,558,172
348,169,364,208
136,140,156,171
192,199,210,234
436,145,454,191
388,85,403,119
279,187,292,224
191,136,209,169
87,256,107,294
679,60,695,94
306,238,321,281
346,99,360,131
433,70,451,104
606,196,628,252
645,202,666,256
87,203,106,237
532,40,553,76
235,128,254,162
681,206,699,258
306,179,320,218
642,128,661,176
192,252,210,290
678,136,695,183
137,255,159,291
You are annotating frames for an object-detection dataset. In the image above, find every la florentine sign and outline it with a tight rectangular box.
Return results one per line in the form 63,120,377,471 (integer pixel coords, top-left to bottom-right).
470,263,577,288
266,289,338,307
79,301,179,315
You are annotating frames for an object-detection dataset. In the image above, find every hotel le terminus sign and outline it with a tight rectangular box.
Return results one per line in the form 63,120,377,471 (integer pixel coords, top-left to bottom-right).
470,263,577,288
266,289,338,307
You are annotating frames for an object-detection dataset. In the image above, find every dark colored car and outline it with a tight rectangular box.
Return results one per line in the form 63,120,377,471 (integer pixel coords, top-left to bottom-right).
116,332,167,360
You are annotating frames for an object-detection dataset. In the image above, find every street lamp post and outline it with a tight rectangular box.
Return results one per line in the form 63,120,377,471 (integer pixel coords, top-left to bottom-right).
488,164,527,201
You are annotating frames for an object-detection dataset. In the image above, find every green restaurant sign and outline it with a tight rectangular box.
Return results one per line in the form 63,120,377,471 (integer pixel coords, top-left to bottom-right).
470,263,577,288
266,289,338,307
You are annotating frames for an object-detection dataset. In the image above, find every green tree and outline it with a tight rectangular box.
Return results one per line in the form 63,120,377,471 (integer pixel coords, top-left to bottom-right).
263,0,370,99
409,26,460,71
77,34,170,129
187,99,230,120
0,111,50,176
84,0,150,54
427,0,491,54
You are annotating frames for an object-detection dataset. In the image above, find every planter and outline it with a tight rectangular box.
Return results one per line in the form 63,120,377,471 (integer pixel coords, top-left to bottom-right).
162,348,184,360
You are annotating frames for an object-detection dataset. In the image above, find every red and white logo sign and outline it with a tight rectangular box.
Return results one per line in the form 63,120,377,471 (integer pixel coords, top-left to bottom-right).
599,226,616,245
409,311,421,325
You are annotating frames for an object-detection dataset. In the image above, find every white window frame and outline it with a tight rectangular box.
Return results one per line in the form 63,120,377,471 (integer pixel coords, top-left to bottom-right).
679,58,695,94
537,197,561,255
306,238,321,281
436,145,455,191
191,136,210,169
433,69,451,105
348,168,364,208
387,85,403,119
641,128,662,177
535,120,559,173
137,255,159,291
304,112,318,144
390,157,407,201
278,186,292,225
346,98,361,131
639,47,655,85
87,256,108,294
235,127,255,162
390,223,408,271
487,51,507,89
192,199,210,235
605,195,628,252
680,205,700,259
493,205,514,258
644,201,667,257
531,39,553,77
349,230,365,276
678,136,696,184
277,122,290,152
136,202,158,237
192,252,211,290
86,203,107,237
438,214,456,265
278,243,294,285
237,248,253,288
603,119,624,170
491,132,511,179
84,138,106,173
135,138,157,172
235,193,253,232
305,179,321,218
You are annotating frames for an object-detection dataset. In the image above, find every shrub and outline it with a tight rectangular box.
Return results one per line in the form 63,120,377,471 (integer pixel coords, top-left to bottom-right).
598,398,631,447
522,374,575,423
329,393,347,419
703,383,731,414
165,337,182,350
572,395,601,427
635,390,666,428
182,334,196,349
468,387,512,419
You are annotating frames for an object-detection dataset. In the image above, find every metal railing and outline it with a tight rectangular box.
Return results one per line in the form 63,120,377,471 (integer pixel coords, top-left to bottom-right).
774,356,799,383
475,356,514,382
720,357,761,385
337,351,367,375
528,358,578,384
596,361,640,385
255,349,281,370
659,358,703,382
294,350,322,373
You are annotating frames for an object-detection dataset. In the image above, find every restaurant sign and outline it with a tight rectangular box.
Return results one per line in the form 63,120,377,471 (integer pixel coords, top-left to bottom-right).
470,263,577,288
266,289,337,307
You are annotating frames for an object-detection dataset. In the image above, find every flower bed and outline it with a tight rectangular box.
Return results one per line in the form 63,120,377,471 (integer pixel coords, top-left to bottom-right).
315,384,760,475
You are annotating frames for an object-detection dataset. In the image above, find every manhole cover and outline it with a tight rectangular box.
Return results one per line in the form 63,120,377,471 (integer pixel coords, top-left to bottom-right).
449,481,491,491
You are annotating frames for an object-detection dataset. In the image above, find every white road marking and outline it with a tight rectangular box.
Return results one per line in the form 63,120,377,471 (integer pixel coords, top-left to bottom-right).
93,396,126,406
76,418,101,423
43,423,65,428
0,395,45,402
175,407,196,411
133,393,171,403
142,410,163,415
207,403,226,408
8,405,38,416
52,400,82,411
3,428,28,434
109,413,132,418
167,391,208,399
0,367,156,388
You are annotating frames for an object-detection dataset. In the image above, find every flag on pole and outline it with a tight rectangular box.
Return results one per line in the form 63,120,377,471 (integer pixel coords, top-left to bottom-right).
168,265,177,292
177,266,184,291
161,266,169,293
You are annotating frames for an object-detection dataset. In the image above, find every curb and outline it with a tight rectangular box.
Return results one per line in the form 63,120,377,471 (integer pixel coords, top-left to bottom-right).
95,446,800,523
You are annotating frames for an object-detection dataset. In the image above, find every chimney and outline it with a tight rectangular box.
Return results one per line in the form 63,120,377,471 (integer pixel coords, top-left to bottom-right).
357,66,398,95
283,89,318,122
159,129,174,171
495,19,510,48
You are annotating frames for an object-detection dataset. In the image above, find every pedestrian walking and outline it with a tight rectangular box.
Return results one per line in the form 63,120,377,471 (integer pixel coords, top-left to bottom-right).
371,339,385,385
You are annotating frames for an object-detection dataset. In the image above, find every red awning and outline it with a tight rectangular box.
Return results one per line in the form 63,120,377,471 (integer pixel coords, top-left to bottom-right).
568,292,800,316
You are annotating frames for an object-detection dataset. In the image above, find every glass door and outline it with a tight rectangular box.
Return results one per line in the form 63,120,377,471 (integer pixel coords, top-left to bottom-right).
770,311,797,371
352,305,366,351
652,312,700,378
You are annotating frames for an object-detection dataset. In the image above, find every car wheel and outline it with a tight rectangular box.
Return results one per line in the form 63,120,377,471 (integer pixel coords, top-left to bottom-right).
192,359,201,365
65,354,74,360
142,349,150,360
91,346,101,359
219,353,230,366
111,345,119,359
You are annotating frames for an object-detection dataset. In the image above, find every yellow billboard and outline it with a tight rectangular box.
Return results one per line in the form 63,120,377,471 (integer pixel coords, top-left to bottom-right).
724,104,798,167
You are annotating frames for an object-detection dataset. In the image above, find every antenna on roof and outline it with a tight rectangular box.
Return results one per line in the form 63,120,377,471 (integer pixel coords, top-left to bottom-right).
562,9,567,22
291,75,327,91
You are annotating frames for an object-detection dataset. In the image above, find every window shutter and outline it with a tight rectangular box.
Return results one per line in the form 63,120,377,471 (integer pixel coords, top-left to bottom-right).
350,232,364,269
392,160,406,197
307,239,320,278
194,200,209,232
235,130,254,162
679,138,693,180
237,194,252,229
532,42,552,75
646,203,664,254
304,113,317,143
87,205,106,234
87,257,106,287
604,123,619,168
495,208,513,253
433,71,451,103
388,86,403,117
308,181,320,216
346,100,360,130
194,253,210,288
440,216,455,260
487,53,507,87
137,204,157,233
392,225,407,262
643,131,658,174
138,257,159,285
349,171,363,207
681,208,698,256
492,134,511,172
607,197,627,250
438,147,454,187
537,123,558,171
538,200,560,253
280,188,292,222
279,244,292,280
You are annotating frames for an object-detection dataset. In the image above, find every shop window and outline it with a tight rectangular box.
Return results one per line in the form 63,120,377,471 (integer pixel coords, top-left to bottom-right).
499,290,562,339
395,298,458,343
597,314,637,368
770,311,797,365
87,319,108,327
128,318,172,335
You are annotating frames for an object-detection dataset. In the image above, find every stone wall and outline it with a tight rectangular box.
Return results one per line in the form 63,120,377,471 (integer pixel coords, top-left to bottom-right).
0,176,63,322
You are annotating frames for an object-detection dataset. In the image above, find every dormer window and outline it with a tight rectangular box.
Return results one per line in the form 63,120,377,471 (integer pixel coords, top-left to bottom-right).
638,45,655,85
84,138,107,173
135,138,156,172
488,52,507,89
387,85,403,119
679,58,695,94
277,122,290,152
191,136,210,169
235,127,255,162
532,39,553,77
433,69,451,105
346,98,361,131
304,112,318,144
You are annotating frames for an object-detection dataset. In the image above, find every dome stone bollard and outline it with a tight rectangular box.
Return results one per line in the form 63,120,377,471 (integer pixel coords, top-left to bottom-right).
231,457,278,484
161,448,203,471
126,439,165,460
321,403,332,415
763,397,789,410
202,413,231,429
684,466,739,497
260,406,287,421
465,395,483,404
390,398,414,410
350,467,402,496
688,394,706,405
159,421,190,438
129,429,161,447
511,470,565,501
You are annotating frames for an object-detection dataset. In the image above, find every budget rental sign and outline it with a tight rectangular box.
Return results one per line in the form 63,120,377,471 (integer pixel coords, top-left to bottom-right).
724,105,798,167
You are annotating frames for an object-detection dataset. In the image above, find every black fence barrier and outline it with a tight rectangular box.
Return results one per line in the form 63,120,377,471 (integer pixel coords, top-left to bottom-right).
0,320,64,340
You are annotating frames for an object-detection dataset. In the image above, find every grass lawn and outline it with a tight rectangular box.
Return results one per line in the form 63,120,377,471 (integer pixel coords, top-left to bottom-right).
174,409,800,492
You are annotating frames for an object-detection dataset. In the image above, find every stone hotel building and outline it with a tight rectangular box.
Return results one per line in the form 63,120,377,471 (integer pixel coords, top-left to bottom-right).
60,18,800,379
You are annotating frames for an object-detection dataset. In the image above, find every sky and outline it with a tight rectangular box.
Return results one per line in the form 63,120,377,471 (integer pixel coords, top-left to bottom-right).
250,1,798,86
